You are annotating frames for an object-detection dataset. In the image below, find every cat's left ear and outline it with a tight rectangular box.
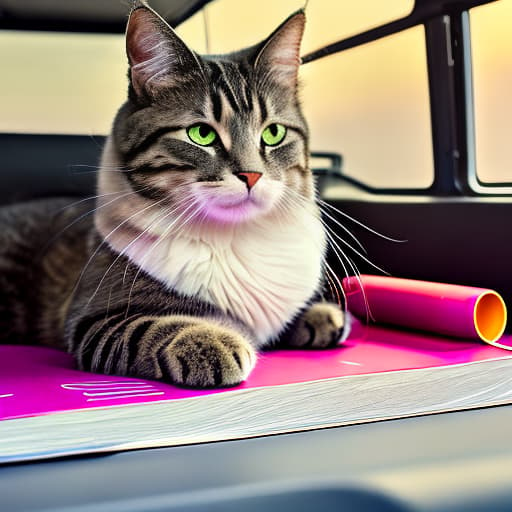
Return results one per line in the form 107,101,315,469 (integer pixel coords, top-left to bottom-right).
126,4,203,98
254,10,305,89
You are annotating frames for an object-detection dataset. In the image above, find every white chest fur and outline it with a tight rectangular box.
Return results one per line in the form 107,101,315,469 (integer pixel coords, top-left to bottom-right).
125,208,326,345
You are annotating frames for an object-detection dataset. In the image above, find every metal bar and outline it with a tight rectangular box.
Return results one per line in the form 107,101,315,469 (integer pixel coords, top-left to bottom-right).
424,16,462,195
301,0,497,65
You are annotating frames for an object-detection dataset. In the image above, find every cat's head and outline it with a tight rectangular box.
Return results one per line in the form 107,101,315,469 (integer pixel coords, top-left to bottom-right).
98,3,313,236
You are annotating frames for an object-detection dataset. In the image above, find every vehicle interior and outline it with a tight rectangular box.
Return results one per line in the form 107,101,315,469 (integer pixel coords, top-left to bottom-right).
1,0,511,510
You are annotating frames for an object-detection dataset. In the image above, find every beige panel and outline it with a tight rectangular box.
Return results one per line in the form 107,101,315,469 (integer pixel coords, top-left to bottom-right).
191,0,413,55
0,31,126,134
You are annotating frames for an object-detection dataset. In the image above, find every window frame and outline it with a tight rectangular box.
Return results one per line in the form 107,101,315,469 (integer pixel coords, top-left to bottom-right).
462,10,512,194
2,0,509,196
303,0,510,197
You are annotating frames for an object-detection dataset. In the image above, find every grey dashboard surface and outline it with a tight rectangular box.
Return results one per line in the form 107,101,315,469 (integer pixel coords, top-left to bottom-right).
1,405,511,512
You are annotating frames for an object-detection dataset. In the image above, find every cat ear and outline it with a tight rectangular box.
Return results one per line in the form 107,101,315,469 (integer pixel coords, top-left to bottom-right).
254,10,305,89
126,4,202,97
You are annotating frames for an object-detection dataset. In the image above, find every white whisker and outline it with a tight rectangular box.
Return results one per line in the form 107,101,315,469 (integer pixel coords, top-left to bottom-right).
317,205,366,253
73,196,168,301
42,188,152,255
124,199,203,315
318,198,407,243
324,229,374,322
280,184,378,321
324,222,389,276
279,188,347,305
86,201,175,308
120,200,192,284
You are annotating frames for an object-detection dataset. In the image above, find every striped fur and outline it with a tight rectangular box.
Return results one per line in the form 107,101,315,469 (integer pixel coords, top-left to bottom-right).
0,6,346,388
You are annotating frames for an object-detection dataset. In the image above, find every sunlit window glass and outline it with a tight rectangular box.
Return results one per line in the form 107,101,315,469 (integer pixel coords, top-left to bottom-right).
470,0,512,184
0,0,418,150
301,26,433,189
184,0,414,55
0,32,126,135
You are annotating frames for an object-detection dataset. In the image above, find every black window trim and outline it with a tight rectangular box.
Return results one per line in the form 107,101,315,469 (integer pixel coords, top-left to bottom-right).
0,0,214,33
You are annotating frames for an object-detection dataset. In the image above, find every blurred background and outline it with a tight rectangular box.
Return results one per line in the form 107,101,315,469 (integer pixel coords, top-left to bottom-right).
1,0,510,189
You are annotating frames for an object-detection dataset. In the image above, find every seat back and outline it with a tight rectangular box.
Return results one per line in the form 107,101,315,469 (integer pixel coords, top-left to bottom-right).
0,134,100,205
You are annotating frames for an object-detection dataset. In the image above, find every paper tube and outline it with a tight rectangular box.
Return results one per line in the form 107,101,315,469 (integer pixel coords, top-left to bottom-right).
342,275,510,349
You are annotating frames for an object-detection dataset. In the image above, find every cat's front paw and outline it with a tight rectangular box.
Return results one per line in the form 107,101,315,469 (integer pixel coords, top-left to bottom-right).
160,323,256,388
285,303,346,349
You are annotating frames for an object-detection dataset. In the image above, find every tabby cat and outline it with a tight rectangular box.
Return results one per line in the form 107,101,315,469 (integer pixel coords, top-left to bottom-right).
0,4,347,388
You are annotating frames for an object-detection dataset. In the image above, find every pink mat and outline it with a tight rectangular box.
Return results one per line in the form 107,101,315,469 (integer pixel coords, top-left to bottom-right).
1,319,510,420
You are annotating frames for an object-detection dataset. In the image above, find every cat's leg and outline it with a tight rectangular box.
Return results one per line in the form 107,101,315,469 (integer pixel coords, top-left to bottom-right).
278,303,349,349
68,313,256,388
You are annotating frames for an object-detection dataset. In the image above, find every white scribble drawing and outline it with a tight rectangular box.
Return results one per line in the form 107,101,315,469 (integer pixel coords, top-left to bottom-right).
61,380,165,401
84,392,165,402
0,394,13,399
339,360,362,366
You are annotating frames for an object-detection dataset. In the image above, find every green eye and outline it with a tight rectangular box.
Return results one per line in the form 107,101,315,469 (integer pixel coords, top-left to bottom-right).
261,123,287,146
187,124,217,146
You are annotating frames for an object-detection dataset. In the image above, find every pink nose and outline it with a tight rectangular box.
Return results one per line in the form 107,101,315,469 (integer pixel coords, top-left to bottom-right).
234,171,262,190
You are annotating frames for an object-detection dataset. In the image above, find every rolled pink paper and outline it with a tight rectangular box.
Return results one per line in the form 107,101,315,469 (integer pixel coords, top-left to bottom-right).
342,275,510,349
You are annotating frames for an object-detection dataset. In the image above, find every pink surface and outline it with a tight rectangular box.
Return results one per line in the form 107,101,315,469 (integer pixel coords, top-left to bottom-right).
343,275,509,344
1,319,510,420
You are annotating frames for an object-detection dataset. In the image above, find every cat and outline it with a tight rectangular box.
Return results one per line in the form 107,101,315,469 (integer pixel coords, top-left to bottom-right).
0,3,347,388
